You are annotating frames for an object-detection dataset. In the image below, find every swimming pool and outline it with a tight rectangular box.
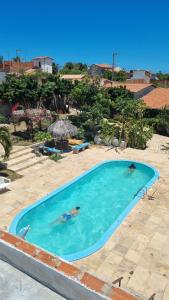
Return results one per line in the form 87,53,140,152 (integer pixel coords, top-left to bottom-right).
10,160,159,261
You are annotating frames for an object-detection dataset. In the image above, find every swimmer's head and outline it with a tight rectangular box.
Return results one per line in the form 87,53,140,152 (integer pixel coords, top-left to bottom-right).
76,206,80,210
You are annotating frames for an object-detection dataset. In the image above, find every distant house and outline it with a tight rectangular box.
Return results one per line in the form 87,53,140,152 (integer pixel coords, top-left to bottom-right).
0,61,34,74
89,64,112,77
128,70,152,83
103,81,154,99
32,56,53,73
60,74,85,82
142,88,169,109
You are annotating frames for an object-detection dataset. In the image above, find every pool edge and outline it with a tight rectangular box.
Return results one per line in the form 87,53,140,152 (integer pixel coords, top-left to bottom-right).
9,159,159,261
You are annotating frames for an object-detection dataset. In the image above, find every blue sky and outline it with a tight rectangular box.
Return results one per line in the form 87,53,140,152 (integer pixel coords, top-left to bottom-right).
1,0,169,72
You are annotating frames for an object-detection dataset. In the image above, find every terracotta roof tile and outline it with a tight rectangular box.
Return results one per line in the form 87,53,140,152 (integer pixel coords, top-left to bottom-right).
104,82,152,92
95,64,112,69
142,87,169,109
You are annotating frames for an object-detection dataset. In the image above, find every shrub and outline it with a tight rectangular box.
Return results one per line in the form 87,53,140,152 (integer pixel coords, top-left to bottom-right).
76,127,85,139
34,131,52,142
49,153,62,162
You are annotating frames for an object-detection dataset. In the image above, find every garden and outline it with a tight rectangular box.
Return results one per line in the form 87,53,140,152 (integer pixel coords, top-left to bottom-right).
0,72,169,175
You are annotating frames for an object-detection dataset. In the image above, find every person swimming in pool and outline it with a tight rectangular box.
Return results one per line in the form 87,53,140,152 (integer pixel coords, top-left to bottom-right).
128,163,136,172
51,207,80,224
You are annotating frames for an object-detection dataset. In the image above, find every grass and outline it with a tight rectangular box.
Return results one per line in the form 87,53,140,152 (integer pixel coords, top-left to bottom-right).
0,169,22,181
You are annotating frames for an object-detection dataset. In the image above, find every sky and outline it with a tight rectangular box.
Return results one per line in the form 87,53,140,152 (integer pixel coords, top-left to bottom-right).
0,0,169,72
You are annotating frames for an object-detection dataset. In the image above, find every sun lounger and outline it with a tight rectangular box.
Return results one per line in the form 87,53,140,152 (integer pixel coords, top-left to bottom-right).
39,146,62,155
0,177,11,192
72,142,90,154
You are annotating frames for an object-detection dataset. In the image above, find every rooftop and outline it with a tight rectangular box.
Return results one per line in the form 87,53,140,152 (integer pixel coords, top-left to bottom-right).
60,74,85,80
32,56,53,61
142,87,169,109
103,81,153,92
94,63,112,69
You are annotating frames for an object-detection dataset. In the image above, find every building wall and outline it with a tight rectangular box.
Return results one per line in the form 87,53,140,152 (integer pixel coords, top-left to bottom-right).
33,58,53,73
88,65,104,77
132,70,150,83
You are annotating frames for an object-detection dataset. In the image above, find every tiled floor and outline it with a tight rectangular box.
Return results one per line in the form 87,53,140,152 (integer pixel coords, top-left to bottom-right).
1,134,169,300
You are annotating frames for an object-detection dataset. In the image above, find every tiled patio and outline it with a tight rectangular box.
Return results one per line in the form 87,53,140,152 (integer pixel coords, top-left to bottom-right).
1,134,169,300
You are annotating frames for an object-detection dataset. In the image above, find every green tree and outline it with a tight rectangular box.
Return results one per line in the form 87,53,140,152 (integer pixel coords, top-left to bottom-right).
52,62,59,74
61,62,87,74
0,126,12,158
104,70,128,82
71,81,100,110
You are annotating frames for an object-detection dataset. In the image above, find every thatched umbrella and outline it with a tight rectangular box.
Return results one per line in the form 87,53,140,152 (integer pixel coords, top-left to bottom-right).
48,120,77,141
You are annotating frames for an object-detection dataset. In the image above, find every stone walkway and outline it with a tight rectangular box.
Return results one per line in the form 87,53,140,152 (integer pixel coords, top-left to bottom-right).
0,134,169,299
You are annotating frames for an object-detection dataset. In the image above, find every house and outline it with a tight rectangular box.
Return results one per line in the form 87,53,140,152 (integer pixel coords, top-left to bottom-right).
89,64,121,77
103,81,154,99
0,61,34,74
142,88,169,109
60,74,85,82
128,70,152,83
32,56,53,73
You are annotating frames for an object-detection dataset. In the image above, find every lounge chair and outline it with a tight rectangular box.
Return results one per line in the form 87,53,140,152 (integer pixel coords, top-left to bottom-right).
0,177,11,192
39,145,62,155
72,142,90,154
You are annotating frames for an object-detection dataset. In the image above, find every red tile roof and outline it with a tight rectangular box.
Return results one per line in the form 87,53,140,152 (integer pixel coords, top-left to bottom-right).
142,88,169,109
104,81,152,92
95,64,112,69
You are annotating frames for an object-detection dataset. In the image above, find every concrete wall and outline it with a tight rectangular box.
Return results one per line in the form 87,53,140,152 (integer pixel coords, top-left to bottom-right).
0,239,108,300
132,70,150,83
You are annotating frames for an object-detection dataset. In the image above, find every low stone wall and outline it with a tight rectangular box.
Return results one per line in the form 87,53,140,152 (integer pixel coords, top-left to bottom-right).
0,230,139,300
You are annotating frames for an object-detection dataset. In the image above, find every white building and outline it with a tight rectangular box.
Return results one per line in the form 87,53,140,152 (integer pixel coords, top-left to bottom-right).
130,70,151,83
32,56,53,73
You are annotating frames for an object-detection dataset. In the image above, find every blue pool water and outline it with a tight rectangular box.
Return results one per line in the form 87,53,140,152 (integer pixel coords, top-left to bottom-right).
10,160,158,261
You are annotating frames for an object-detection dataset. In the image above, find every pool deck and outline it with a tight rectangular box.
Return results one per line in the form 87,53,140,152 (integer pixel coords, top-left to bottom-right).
1,134,169,300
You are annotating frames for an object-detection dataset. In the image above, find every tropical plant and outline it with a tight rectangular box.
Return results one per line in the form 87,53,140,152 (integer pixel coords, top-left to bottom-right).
0,126,12,158
34,131,52,143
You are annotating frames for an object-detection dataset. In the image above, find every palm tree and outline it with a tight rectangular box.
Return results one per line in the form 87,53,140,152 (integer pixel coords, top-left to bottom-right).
0,126,12,158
